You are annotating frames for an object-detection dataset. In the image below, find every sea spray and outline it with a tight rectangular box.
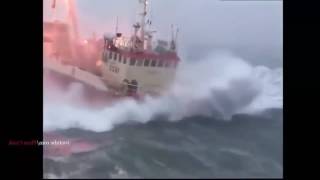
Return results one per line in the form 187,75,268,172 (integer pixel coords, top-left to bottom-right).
44,52,282,132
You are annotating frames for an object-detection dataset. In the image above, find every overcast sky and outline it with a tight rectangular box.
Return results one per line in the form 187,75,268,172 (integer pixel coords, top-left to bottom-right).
44,0,283,67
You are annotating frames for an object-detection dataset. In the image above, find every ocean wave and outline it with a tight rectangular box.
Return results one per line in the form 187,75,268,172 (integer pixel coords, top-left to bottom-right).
44,52,283,132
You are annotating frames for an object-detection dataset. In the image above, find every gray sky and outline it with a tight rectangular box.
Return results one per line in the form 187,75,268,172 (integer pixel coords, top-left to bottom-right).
44,0,283,67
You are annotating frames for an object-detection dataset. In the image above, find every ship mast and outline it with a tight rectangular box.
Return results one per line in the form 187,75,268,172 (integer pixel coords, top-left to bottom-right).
170,24,177,52
139,0,148,50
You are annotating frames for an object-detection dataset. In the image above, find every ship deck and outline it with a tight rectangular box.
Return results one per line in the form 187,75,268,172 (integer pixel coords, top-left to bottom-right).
44,59,108,92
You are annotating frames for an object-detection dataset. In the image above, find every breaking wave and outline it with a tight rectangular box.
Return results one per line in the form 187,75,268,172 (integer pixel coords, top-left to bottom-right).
44,52,283,132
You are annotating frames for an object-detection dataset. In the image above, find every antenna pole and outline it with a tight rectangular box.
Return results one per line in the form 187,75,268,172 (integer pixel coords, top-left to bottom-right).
171,24,174,42
170,24,176,51
140,0,148,49
116,16,119,34
175,28,179,52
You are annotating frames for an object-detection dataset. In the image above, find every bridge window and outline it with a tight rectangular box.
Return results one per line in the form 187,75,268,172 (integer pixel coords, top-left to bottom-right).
103,52,108,63
158,60,163,67
119,54,122,63
123,57,127,64
144,59,150,67
151,59,157,67
114,53,118,61
137,59,143,66
130,58,136,66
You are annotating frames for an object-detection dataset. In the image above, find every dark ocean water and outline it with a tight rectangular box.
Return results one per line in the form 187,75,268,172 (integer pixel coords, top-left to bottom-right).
43,108,282,178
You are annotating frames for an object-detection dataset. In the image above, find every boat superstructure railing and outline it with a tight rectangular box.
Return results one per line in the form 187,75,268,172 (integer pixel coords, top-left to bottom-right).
106,0,179,54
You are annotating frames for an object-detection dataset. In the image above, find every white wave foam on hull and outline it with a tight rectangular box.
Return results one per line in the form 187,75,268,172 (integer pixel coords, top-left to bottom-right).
44,52,283,132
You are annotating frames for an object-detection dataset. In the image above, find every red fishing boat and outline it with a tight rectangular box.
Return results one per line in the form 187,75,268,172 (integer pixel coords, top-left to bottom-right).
43,0,180,158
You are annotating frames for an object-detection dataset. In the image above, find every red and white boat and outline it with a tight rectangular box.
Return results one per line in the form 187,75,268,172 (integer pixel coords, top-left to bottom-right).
43,0,181,158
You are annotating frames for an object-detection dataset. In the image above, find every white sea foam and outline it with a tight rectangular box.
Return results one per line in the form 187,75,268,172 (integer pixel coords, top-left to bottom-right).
44,52,282,132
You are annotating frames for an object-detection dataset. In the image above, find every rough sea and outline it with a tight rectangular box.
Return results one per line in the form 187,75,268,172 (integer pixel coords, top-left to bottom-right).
43,48,283,178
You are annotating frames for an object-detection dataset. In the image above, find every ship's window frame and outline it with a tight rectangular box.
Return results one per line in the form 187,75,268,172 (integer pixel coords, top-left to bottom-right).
151,59,157,67
158,59,164,67
103,51,106,59
103,51,108,63
137,59,143,66
144,59,150,67
119,54,122,63
114,53,117,61
130,57,136,66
